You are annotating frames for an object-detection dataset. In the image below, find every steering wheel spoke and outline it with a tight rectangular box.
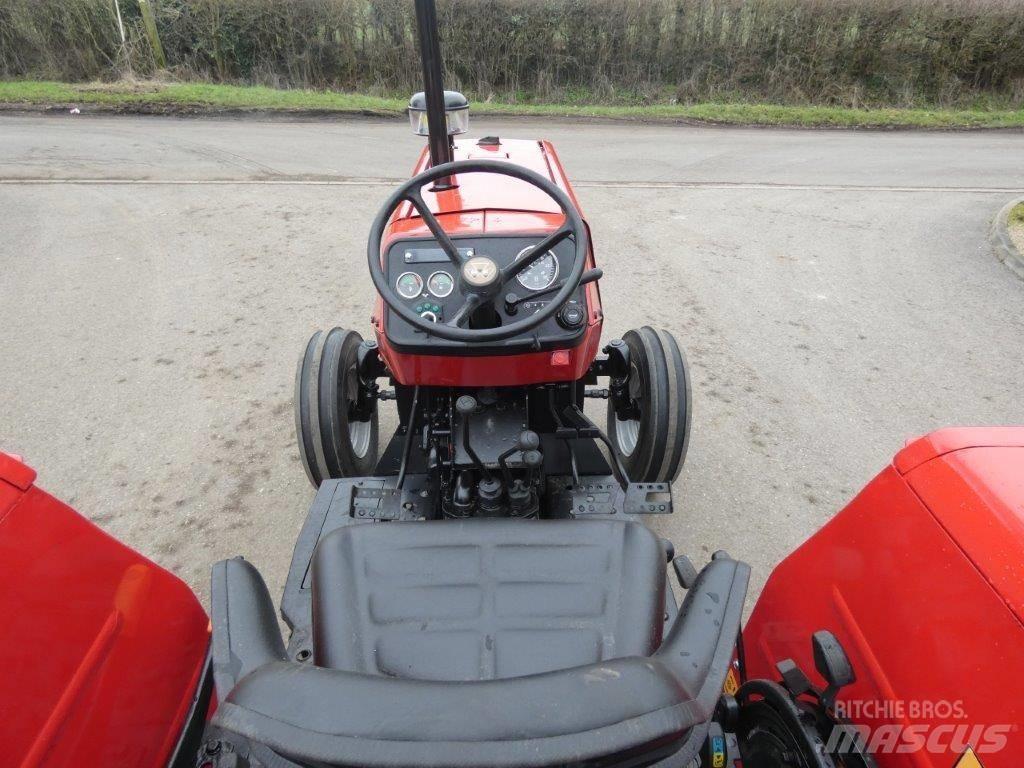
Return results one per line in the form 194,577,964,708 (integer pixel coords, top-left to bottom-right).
405,190,466,268
500,225,573,284
446,294,482,328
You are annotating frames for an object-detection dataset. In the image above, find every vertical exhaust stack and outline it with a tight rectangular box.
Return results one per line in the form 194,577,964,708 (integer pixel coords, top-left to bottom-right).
414,0,456,189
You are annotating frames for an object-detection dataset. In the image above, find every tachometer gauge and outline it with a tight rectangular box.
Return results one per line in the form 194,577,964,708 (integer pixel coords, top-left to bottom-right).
515,246,559,291
396,272,424,299
427,271,454,298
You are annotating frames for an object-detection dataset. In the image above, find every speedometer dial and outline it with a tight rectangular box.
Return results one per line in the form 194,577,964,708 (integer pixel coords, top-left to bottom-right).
515,246,559,291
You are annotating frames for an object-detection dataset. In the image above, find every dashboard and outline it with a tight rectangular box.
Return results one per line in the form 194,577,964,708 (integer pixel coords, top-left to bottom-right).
384,234,589,354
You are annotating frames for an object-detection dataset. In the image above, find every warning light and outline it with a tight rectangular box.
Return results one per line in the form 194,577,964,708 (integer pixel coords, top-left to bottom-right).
550,350,570,366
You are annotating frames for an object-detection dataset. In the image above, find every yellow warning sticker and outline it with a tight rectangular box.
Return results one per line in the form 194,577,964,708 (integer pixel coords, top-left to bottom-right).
723,667,739,696
954,747,984,768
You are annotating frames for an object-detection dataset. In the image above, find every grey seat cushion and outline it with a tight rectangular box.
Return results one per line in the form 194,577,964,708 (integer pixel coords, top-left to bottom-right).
309,518,666,680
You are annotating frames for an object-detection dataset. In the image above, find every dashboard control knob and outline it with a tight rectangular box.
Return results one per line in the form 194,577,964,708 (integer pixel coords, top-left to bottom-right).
504,292,520,316
420,310,438,323
557,303,585,330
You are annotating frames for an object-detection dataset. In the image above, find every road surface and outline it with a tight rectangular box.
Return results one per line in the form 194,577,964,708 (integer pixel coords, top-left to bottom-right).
2,113,1022,607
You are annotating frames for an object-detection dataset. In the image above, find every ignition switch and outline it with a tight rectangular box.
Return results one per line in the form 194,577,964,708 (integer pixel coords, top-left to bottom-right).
557,302,586,330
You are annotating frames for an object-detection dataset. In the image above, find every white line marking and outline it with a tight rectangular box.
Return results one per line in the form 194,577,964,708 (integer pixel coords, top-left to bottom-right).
0,177,1020,194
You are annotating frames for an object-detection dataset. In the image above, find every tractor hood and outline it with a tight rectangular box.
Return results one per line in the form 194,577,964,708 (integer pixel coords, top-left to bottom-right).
396,138,576,228
0,453,210,768
743,427,1024,767
896,427,1024,622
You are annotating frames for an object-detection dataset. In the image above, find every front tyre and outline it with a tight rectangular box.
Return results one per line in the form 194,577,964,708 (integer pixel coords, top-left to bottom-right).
295,327,379,487
606,327,692,484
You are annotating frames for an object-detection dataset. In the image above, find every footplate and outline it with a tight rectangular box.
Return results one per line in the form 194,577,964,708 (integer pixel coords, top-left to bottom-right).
554,477,674,517
350,484,433,521
624,482,673,514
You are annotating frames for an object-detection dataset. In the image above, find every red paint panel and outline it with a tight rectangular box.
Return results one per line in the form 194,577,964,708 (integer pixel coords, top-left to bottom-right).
376,320,603,387
0,451,37,490
894,427,1024,475
405,139,564,217
0,469,209,768
745,452,1024,767
905,445,1024,622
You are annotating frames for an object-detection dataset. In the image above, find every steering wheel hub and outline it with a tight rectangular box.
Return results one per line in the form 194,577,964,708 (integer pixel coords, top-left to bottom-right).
462,255,500,289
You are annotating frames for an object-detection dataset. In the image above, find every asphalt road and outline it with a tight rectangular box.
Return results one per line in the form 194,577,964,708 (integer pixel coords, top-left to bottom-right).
2,113,1023,609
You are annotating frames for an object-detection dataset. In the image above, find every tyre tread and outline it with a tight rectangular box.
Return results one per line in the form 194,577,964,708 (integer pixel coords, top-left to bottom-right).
606,326,692,484
295,331,324,487
294,327,380,488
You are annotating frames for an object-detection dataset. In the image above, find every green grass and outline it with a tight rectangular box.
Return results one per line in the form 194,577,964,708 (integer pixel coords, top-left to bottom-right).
3,80,1024,129
1009,202,1024,226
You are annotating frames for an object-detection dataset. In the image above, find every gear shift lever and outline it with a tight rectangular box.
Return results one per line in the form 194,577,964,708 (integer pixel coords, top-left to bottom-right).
456,395,492,481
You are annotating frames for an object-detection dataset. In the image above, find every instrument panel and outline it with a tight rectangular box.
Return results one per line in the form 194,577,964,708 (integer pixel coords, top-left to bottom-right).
384,235,588,354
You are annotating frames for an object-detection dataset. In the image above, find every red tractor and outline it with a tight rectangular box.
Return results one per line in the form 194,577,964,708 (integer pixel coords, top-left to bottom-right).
1,3,1020,767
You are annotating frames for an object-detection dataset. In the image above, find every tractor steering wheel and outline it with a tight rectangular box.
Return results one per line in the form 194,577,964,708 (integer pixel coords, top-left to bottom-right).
367,159,589,343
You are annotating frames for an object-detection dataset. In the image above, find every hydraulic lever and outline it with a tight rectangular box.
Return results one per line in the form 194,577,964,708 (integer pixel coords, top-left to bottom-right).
504,268,603,315
497,430,541,487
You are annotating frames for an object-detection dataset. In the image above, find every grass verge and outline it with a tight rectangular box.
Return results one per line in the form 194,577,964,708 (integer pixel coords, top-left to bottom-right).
1007,202,1024,259
2,81,1023,129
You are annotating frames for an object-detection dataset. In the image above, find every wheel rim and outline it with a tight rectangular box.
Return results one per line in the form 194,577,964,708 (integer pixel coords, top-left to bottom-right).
615,361,644,458
349,418,371,458
342,360,372,460
615,415,640,457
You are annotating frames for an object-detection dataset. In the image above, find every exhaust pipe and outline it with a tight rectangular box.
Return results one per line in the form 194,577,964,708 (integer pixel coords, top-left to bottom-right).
414,0,455,188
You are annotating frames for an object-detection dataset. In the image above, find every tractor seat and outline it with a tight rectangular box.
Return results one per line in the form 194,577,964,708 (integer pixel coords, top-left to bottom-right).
208,520,750,768
309,519,666,680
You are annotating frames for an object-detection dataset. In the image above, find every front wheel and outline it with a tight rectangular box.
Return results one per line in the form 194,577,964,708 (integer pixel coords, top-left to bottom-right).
606,327,692,484
295,327,379,487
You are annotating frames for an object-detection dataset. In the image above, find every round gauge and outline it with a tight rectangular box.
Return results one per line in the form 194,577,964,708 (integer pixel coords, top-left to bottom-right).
396,271,424,299
515,246,559,291
427,270,454,298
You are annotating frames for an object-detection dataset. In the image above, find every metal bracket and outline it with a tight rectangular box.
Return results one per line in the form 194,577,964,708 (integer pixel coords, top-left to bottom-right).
564,480,619,516
603,339,639,421
350,484,431,521
352,340,388,422
557,479,673,517
624,482,673,514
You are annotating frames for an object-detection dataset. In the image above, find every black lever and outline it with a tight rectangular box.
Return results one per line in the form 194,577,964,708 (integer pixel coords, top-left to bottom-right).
456,395,492,481
774,630,855,713
505,268,603,315
396,385,421,490
812,630,855,710
498,430,541,487
546,387,630,489
507,448,543,518
521,449,543,488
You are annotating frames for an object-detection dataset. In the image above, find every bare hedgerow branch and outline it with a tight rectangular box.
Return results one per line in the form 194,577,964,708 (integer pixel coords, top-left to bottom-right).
1,0,1022,108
